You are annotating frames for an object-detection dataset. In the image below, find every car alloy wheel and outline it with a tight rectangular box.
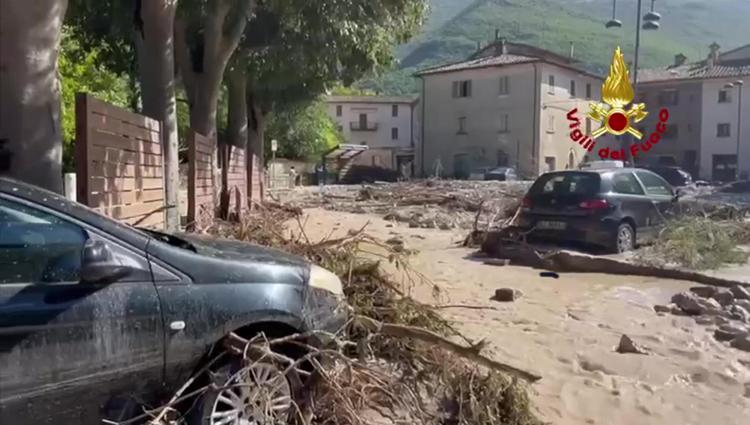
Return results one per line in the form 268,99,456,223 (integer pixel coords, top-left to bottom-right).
209,362,292,425
616,224,635,253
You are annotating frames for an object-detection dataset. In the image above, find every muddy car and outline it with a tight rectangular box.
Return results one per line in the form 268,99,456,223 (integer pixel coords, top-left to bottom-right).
0,177,348,424
518,169,678,253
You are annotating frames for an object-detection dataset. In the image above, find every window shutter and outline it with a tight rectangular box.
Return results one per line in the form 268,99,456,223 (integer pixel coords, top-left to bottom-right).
452,81,458,98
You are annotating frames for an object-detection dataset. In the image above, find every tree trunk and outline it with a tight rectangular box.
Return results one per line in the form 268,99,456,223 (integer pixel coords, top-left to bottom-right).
134,0,180,230
0,0,68,194
247,93,266,204
174,0,255,139
223,66,247,215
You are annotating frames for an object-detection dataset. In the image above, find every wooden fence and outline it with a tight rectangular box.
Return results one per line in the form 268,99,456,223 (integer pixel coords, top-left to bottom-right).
226,146,247,218
75,93,165,229
187,131,216,229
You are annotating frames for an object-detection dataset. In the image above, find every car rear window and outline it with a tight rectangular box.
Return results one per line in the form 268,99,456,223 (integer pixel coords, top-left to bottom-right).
530,172,600,196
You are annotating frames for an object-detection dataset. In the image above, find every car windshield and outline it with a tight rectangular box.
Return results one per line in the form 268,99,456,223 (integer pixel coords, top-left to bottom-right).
529,172,600,196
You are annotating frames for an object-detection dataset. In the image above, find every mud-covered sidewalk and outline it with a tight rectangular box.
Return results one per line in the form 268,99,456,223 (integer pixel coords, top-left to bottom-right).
291,207,750,425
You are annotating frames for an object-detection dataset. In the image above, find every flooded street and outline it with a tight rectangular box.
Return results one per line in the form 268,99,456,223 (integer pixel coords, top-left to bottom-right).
293,207,750,425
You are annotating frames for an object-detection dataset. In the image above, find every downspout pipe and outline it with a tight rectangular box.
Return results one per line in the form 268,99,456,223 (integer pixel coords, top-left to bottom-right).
420,76,426,177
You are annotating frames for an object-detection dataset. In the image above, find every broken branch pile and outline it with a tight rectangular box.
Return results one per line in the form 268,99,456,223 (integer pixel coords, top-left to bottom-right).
277,180,531,231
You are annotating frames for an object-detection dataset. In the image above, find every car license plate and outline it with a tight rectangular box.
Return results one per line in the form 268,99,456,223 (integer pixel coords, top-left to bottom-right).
537,220,566,230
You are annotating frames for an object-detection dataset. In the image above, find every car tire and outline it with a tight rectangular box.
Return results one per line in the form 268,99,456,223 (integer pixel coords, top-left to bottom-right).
611,222,635,254
188,356,302,425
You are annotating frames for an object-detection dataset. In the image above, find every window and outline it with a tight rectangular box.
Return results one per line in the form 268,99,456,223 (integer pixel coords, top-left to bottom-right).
718,90,731,103
457,117,467,134
392,104,399,117
499,113,509,133
452,80,472,98
658,90,679,106
391,127,399,140
664,124,678,139
547,115,555,133
0,198,87,284
717,123,731,137
586,83,592,99
548,75,555,94
612,173,645,195
569,80,576,97
336,105,342,117
635,171,672,196
585,118,592,135
337,124,343,132
531,173,600,196
499,76,510,95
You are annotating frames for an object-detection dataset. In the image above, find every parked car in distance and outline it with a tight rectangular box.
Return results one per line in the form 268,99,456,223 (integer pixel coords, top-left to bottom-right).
639,165,694,187
517,168,677,253
484,167,518,181
0,177,348,424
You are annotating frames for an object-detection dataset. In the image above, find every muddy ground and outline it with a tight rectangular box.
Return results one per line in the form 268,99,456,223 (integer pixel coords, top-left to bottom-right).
287,206,750,425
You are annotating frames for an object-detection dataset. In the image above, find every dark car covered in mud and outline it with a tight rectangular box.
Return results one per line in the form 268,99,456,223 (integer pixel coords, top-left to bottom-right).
0,177,348,424
518,168,678,253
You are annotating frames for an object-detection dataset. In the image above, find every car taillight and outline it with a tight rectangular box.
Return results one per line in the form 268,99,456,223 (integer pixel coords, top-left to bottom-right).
579,199,610,210
521,197,533,210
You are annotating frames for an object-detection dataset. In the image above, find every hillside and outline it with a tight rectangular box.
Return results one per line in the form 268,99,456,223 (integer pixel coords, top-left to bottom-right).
358,0,750,94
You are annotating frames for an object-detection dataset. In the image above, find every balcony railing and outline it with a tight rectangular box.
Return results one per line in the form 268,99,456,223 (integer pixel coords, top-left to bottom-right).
350,121,378,131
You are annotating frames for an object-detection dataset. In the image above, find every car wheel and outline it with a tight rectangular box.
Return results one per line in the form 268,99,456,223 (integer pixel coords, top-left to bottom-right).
189,358,299,425
612,222,635,253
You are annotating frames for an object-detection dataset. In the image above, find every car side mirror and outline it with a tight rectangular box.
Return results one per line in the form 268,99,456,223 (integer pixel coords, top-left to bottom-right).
80,240,133,284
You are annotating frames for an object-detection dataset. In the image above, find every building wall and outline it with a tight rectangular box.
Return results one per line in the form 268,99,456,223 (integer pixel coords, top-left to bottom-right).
635,80,703,176
326,99,414,170
420,64,538,178
538,63,604,174
700,78,750,180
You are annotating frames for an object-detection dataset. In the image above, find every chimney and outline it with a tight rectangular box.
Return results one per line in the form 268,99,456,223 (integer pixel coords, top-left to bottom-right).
569,42,575,60
500,38,508,55
673,53,687,67
707,42,720,67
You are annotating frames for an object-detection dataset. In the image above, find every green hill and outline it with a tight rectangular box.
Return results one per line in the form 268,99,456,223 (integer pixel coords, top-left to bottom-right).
358,0,750,94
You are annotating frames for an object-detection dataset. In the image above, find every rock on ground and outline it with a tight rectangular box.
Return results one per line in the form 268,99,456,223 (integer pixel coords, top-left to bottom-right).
690,286,717,298
730,334,750,352
491,288,522,302
730,285,750,300
710,289,734,306
671,292,723,315
714,323,748,342
616,334,649,355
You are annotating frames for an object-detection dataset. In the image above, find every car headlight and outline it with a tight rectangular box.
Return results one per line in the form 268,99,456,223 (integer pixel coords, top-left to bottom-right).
308,264,343,296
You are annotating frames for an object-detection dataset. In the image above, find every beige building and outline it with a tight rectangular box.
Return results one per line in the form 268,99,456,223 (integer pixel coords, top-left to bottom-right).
638,43,750,181
324,95,418,174
415,41,609,178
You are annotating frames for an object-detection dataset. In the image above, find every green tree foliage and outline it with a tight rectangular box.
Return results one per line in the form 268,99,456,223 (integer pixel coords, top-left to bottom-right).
59,27,132,171
265,101,342,161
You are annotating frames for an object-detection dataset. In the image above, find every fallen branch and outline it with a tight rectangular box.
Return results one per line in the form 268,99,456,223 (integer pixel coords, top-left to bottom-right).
355,316,542,382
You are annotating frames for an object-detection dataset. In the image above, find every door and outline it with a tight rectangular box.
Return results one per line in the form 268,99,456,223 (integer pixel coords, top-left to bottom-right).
0,196,164,424
454,153,470,179
609,172,654,241
634,170,675,233
358,113,367,130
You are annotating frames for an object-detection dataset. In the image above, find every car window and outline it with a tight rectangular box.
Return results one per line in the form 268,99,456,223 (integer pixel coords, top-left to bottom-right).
531,173,600,196
0,198,88,284
612,172,645,195
635,171,673,196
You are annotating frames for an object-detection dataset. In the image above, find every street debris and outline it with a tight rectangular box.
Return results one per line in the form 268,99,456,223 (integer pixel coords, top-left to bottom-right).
655,284,750,352
138,202,543,425
278,180,530,231
615,334,649,355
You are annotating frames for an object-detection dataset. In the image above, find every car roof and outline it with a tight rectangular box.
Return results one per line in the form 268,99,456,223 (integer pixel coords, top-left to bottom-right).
544,168,646,176
0,176,151,250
